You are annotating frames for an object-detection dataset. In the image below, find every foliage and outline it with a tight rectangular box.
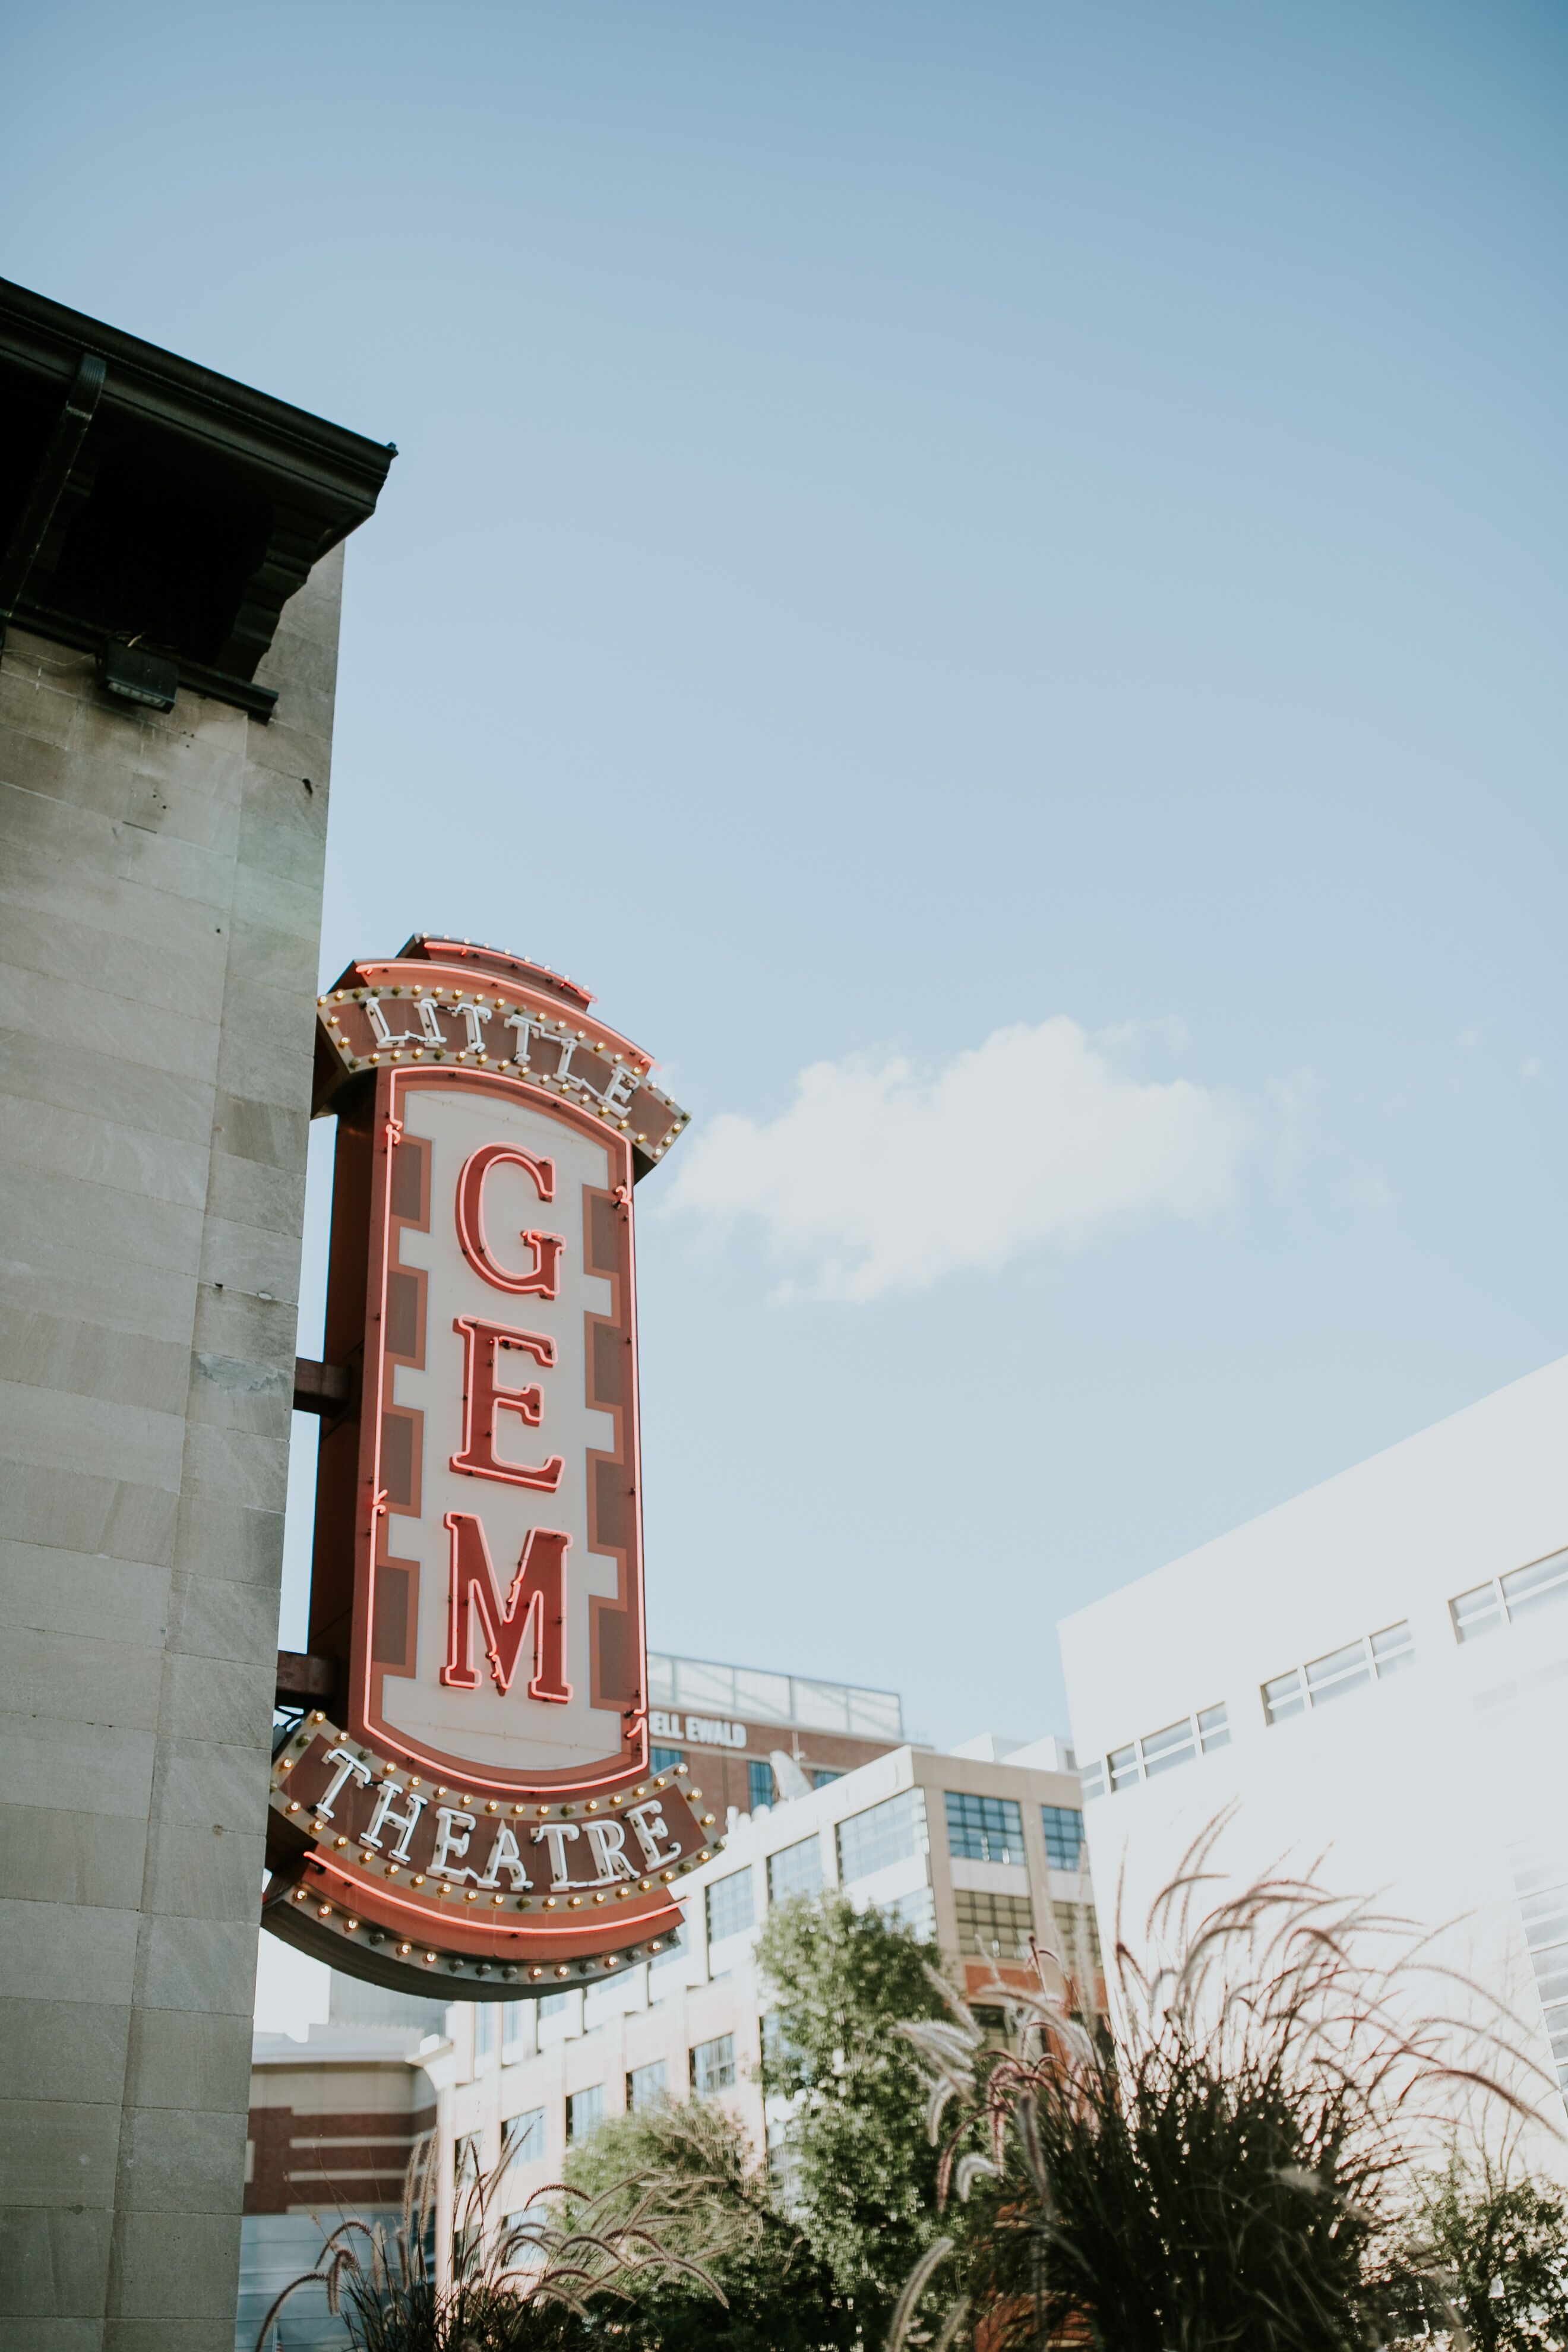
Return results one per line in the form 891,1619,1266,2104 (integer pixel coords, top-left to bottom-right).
561,2093,852,2348
754,1890,981,2342
892,1829,1550,2352
254,2127,715,2352
1389,2146,1568,2351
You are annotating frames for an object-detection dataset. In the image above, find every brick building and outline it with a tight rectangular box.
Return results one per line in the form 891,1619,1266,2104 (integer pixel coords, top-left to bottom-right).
239,1980,441,2351
643,1650,910,1821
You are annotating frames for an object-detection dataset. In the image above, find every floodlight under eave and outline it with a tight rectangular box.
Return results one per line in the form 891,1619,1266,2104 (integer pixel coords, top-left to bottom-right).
99,640,179,712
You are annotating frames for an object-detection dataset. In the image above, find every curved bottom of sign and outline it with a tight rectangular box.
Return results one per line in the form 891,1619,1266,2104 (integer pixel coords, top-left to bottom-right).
261,1864,686,2001
261,1710,718,2002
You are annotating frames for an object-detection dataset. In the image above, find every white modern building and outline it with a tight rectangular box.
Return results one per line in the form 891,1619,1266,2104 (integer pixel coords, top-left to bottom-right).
1059,1354,1568,2143
421,1725,1098,2257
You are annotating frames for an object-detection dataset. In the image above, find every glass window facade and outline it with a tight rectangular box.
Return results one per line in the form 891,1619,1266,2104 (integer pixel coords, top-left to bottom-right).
748,1759,774,1812
626,2060,668,2110
472,2005,495,2061
1041,1805,1085,1871
1108,1742,1140,1791
538,1991,570,2019
954,1889,1035,1962
767,1836,824,1904
1197,1703,1230,1752
651,1745,684,1772
706,1869,755,1946
566,2085,604,2141
837,1788,926,1883
691,2034,736,2095
943,1790,1025,1864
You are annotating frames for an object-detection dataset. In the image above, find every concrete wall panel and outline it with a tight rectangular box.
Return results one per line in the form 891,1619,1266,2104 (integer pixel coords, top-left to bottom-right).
0,539,346,2348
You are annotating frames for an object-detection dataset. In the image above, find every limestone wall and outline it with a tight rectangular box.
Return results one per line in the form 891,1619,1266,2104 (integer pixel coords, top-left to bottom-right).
0,547,343,2350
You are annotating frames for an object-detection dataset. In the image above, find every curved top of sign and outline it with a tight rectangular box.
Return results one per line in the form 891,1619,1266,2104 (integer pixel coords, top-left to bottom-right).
397,934,597,1010
312,935,688,1181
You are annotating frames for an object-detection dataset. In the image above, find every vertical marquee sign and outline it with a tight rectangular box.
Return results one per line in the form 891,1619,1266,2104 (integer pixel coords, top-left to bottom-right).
263,936,720,1999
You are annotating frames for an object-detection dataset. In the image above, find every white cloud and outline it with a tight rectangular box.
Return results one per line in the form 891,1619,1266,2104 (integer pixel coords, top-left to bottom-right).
661,1016,1251,1303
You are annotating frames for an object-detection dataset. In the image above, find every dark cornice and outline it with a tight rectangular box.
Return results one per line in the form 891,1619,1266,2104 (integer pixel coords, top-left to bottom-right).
0,279,396,718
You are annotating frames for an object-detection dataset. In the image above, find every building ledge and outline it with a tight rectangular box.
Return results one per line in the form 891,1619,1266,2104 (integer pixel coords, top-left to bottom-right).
0,278,394,717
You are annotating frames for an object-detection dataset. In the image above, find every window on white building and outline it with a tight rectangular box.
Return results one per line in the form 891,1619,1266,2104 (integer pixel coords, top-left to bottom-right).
472,2006,496,2063
836,1788,927,1883
566,2086,604,2142
1139,1719,1196,1778
691,2034,736,2095
767,1836,824,1904
502,2108,545,2168
1452,1583,1504,1642
1371,1621,1415,1678
706,1870,755,1945
1262,1668,1306,1725
1452,1550,1568,1645
1197,1703,1231,1752
1506,1550,1568,1621
1107,1743,1140,1792
1304,1640,1371,1707
626,2060,667,2110
880,1885,935,1942
1267,1624,1415,1724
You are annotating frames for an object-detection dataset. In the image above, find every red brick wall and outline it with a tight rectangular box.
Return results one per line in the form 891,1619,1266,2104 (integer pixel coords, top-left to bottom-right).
246,2101,437,2215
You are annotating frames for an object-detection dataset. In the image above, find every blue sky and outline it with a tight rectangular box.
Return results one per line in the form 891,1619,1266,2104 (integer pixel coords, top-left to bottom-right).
7,1,1566,1753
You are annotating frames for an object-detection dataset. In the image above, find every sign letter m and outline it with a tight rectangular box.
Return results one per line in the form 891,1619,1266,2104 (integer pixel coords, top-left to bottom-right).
440,1516,572,1702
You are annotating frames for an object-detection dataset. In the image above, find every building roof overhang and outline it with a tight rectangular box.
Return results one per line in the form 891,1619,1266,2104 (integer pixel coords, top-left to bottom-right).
0,277,394,718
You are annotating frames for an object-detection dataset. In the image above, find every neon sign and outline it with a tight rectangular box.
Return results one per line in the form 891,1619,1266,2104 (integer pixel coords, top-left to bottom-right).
263,937,717,1997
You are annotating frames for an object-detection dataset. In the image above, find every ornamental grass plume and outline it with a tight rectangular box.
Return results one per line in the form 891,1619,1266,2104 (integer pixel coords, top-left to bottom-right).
254,2125,722,2352
889,1822,1556,2352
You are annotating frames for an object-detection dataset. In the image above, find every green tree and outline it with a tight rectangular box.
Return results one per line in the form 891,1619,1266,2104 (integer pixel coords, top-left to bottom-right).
1392,2149,1568,2351
755,1892,974,2343
561,2092,851,2350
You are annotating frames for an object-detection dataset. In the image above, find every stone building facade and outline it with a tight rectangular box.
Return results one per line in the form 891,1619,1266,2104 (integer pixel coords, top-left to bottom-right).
0,280,390,2348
